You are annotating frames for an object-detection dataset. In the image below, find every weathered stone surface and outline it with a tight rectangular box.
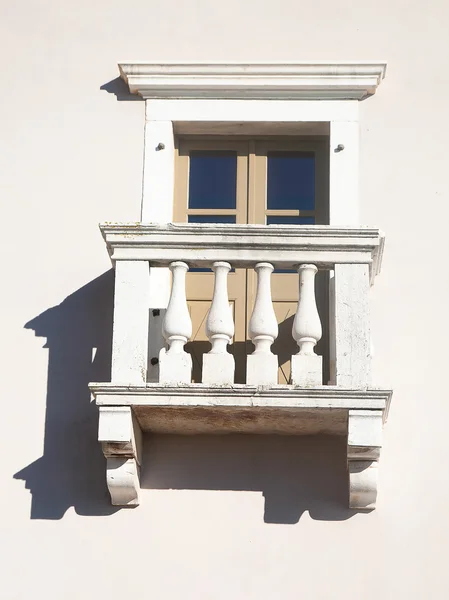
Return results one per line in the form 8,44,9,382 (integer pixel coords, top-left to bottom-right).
291,354,323,386
202,352,235,385
98,406,142,506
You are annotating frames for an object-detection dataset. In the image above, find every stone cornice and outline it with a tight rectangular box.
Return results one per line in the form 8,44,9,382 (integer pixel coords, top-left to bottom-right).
99,222,385,282
118,62,386,101
91,381,389,398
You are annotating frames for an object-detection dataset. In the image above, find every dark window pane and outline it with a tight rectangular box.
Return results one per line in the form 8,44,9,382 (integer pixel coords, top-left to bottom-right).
188,215,236,224
189,151,237,210
267,215,315,225
267,152,315,211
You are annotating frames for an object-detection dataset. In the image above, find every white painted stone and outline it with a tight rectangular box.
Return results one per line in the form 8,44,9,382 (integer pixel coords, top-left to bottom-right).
98,406,143,506
247,263,278,385
140,119,174,318
106,458,140,506
247,353,279,386
205,262,234,352
98,406,143,465
146,98,359,125
111,260,150,384
148,267,171,307
162,262,192,348
203,262,235,384
91,383,392,412
292,264,322,354
91,382,391,507
348,460,378,510
331,263,371,388
291,354,323,386
141,119,174,222
159,261,192,384
92,383,391,437
159,348,192,384
98,225,388,509
248,263,278,352
329,120,360,226
202,353,235,385
292,264,322,385
347,410,383,509
101,224,385,279
120,63,386,100
348,409,383,460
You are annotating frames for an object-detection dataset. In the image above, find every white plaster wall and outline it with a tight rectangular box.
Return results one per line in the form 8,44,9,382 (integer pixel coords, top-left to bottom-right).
1,1,449,598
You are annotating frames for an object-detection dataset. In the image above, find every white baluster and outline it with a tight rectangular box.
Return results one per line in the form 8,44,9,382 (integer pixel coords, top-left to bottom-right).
247,262,278,385
159,261,192,383
291,264,322,386
202,262,235,384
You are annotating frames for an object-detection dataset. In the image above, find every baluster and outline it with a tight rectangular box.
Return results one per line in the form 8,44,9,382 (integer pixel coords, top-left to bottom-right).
291,264,322,386
202,262,235,384
247,262,278,385
159,261,192,383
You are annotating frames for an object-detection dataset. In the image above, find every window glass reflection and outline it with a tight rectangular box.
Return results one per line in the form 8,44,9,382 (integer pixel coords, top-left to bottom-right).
267,152,315,211
189,151,237,210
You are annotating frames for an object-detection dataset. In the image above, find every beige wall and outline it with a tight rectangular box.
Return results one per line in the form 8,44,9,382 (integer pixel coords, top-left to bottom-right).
2,1,449,598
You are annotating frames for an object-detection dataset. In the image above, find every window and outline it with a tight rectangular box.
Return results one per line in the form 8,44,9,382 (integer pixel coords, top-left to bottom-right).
174,137,329,384
174,137,329,225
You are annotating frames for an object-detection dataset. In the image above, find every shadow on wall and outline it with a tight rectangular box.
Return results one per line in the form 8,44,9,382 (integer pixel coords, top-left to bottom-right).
143,434,356,524
14,271,119,519
15,270,355,523
100,77,143,101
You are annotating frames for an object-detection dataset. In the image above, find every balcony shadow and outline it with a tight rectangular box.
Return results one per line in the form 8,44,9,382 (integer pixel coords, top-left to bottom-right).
100,77,143,101
142,433,356,523
14,271,118,519
14,267,351,522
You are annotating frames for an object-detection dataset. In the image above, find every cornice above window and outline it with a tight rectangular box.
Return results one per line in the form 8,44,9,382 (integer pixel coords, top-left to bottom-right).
118,62,386,101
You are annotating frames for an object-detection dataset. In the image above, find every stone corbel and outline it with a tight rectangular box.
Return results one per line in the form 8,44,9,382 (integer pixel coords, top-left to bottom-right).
98,406,142,506
347,409,383,510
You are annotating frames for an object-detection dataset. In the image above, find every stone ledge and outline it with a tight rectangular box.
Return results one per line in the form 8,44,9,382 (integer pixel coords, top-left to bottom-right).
118,62,386,100
90,383,391,435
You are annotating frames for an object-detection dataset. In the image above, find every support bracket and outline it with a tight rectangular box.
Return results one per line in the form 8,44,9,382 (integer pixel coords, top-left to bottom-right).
98,406,143,506
347,409,383,509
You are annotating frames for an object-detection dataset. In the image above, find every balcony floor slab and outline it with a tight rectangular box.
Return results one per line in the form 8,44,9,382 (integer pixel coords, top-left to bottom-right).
90,383,391,436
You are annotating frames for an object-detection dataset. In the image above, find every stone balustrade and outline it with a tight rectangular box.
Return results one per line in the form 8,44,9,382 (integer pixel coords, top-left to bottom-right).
101,222,384,389
159,258,323,386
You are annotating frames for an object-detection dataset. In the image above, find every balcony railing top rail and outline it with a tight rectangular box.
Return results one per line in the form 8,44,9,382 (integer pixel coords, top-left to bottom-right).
100,222,384,282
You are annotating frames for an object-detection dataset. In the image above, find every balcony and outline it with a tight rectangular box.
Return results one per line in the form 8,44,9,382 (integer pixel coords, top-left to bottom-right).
89,223,391,510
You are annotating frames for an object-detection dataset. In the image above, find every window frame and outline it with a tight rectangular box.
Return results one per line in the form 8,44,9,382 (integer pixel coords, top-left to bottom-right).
174,138,248,224
174,135,329,226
